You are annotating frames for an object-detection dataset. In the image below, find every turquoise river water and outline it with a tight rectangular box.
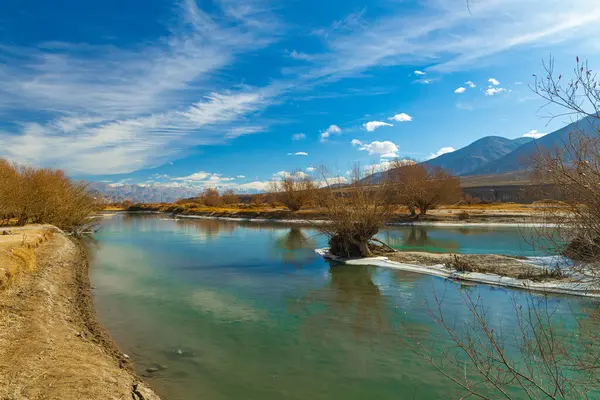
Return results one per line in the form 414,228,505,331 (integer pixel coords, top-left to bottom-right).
89,214,598,399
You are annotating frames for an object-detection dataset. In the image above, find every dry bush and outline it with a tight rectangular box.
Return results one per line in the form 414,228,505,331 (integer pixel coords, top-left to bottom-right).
457,211,470,221
317,166,395,258
251,193,266,206
414,57,600,400
221,189,239,205
0,160,97,232
269,172,315,211
388,163,462,215
444,254,479,272
523,58,600,265
199,188,222,207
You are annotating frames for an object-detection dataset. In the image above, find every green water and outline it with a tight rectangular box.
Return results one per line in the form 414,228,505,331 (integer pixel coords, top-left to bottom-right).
89,214,596,399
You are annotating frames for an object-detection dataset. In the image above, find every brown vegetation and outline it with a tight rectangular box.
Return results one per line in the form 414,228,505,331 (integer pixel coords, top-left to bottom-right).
0,160,97,232
317,166,395,258
389,163,462,215
268,172,315,211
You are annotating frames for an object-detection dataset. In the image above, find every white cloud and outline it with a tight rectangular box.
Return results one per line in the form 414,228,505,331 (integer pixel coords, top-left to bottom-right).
0,0,278,175
303,0,600,79
292,133,306,140
416,79,431,84
414,70,426,75
488,78,500,86
522,130,548,139
320,124,342,142
388,113,412,122
484,87,508,96
274,170,309,179
465,81,476,88
172,171,211,181
426,146,456,160
366,159,416,173
363,121,393,132
236,175,246,179
306,167,317,172
287,151,308,156
454,87,466,94
352,139,399,158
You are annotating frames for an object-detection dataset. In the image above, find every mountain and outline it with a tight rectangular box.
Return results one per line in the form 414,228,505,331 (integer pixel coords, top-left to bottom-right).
87,182,202,203
470,116,598,175
423,136,533,176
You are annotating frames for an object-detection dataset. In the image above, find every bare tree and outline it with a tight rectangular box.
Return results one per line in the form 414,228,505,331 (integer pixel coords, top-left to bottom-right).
415,57,600,400
390,164,462,215
270,171,315,211
199,188,222,207
317,165,395,258
221,189,239,205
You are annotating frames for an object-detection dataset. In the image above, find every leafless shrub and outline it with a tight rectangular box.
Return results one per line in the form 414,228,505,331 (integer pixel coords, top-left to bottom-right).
444,254,479,272
199,188,222,207
269,171,315,211
522,57,600,266
0,159,97,232
388,163,462,215
221,189,239,205
457,212,470,221
317,165,395,258
407,290,598,399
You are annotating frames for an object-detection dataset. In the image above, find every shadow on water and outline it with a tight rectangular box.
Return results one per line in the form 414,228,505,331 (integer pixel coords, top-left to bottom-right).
271,227,317,268
381,226,461,253
291,261,391,340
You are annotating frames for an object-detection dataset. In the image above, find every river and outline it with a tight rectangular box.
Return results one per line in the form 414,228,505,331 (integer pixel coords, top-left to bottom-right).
89,213,598,399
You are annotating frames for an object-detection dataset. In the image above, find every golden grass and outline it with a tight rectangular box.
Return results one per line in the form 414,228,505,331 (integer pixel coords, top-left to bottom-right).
0,228,53,290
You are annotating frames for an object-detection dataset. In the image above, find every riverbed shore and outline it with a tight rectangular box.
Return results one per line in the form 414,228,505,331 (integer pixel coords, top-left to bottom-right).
109,202,552,225
0,225,159,399
316,249,600,298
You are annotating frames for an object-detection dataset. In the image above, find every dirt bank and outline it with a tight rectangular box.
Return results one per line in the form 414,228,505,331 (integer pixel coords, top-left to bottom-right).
0,226,159,399
109,202,551,225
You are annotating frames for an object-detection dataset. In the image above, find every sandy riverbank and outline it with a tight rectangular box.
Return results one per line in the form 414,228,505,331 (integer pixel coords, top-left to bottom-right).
0,225,159,399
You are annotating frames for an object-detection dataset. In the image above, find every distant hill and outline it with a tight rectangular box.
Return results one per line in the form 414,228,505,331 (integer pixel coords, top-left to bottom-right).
424,136,532,176
87,182,201,203
471,116,599,175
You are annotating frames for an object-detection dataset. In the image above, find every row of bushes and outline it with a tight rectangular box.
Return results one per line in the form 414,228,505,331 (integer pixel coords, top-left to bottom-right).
0,160,97,231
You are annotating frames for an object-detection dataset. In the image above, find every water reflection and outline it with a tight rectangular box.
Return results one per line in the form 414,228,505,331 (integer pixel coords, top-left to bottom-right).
381,226,461,253
295,263,389,339
272,227,317,268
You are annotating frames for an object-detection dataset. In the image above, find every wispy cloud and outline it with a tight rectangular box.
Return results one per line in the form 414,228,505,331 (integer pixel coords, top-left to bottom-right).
0,0,279,175
465,81,476,88
292,133,306,140
414,70,426,75
363,120,393,132
287,151,308,156
454,87,466,94
303,0,600,78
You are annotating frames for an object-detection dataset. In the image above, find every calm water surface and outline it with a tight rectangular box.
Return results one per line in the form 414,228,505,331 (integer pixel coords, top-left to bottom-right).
90,214,597,399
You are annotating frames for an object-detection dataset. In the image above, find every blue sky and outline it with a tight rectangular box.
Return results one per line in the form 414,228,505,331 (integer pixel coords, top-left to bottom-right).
1,0,600,192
